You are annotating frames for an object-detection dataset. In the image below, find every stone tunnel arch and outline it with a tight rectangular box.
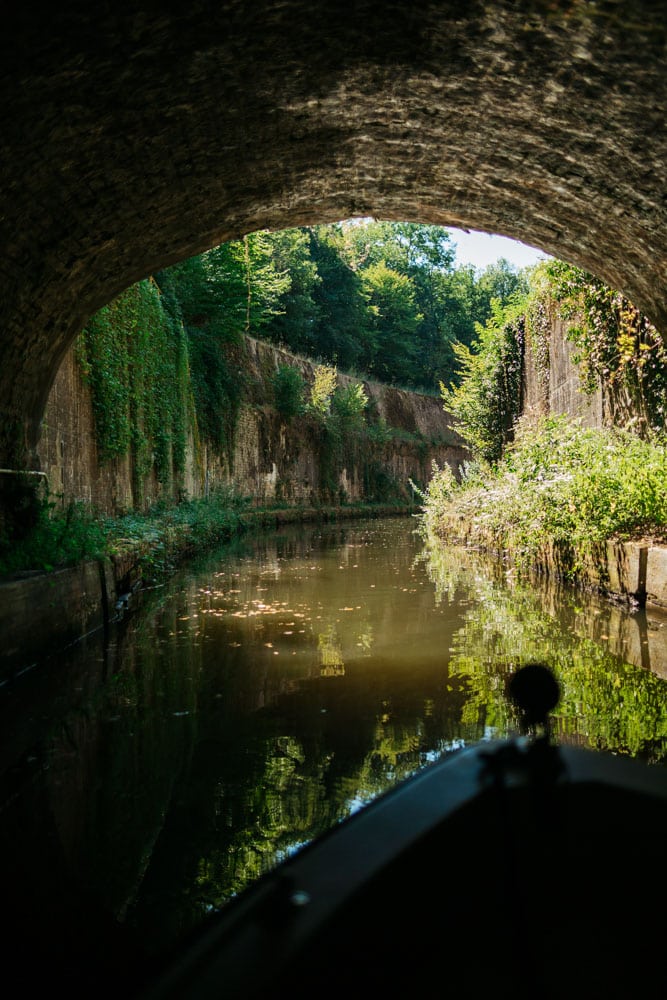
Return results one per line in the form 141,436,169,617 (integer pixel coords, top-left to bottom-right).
1,1,665,472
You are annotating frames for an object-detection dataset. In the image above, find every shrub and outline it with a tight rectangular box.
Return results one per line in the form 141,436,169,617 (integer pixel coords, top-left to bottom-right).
309,363,338,416
331,381,368,428
271,364,306,420
0,493,107,575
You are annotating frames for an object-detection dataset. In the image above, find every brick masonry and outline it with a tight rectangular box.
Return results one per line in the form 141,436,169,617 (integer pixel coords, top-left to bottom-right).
0,1,665,473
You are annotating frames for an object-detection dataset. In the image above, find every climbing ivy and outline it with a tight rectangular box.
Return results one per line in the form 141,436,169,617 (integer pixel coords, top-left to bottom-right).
77,279,193,503
543,259,667,433
77,298,133,462
155,259,248,469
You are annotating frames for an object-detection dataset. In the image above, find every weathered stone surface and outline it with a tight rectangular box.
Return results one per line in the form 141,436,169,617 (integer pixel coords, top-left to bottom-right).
0,559,113,678
38,335,467,515
605,539,645,602
546,318,603,428
0,1,665,472
646,547,667,611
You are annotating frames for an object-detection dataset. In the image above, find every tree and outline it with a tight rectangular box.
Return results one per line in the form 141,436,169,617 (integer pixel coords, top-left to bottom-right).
441,298,525,464
207,232,292,336
473,258,530,328
307,227,370,368
359,262,422,385
259,228,319,351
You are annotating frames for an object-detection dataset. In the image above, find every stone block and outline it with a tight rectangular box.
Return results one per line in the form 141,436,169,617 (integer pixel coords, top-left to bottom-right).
605,540,645,599
646,547,667,611
0,559,108,681
644,616,667,680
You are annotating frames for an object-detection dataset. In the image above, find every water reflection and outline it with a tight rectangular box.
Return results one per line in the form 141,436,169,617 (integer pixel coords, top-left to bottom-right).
0,516,665,990
419,537,667,756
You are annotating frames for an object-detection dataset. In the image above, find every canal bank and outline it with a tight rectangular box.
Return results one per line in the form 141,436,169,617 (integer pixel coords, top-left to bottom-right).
1,503,415,681
2,518,664,1000
427,515,667,614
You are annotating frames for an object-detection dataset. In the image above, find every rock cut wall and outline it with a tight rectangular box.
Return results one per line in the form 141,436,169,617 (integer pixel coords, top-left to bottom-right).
38,336,468,515
522,315,604,429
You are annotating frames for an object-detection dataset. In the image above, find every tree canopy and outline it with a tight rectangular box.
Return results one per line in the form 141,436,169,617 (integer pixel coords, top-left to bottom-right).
157,220,528,397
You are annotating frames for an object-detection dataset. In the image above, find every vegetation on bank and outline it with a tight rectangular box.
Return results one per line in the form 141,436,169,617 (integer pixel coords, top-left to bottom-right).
421,416,667,570
0,489,246,579
0,489,413,581
421,256,667,574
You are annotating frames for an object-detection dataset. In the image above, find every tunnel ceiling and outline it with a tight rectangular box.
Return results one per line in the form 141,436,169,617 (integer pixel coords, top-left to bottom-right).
1,0,666,461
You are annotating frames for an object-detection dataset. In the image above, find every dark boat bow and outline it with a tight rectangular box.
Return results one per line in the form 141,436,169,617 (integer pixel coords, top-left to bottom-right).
139,665,667,1000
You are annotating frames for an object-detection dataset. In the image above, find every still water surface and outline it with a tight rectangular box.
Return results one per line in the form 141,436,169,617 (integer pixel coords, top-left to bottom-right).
1,516,666,987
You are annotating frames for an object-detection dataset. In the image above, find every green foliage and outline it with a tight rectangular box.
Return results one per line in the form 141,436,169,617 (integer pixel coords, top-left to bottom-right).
543,259,667,432
307,226,370,368
0,492,107,575
104,488,249,582
271,364,306,421
258,229,320,350
359,262,422,384
158,252,244,339
421,415,667,572
0,486,249,581
330,381,368,429
236,231,293,331
473,258,530,325
309,363,338,416
525,292,551,408
182,233,291,339
157,258,247,463
322,383,367,498
79,279,193,500
299,365,397,503
440,297,525,464
185,331,246,462
78,299,132,461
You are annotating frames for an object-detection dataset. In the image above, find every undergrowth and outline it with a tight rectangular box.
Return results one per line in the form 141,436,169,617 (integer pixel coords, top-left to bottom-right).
0,486,412,581
0,496,107,576
420,415,667,571
0,488,249,579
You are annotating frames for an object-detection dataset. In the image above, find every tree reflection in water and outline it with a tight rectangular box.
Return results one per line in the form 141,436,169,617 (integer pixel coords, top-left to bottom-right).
0,517,665,988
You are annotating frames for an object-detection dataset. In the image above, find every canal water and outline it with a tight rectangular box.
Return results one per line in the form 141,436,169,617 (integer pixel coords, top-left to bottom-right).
1,515,666,994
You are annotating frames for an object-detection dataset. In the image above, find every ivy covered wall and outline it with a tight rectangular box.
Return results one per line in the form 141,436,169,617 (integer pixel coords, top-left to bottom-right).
38,283,466,515
76,279,194,506
441,260,667,467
